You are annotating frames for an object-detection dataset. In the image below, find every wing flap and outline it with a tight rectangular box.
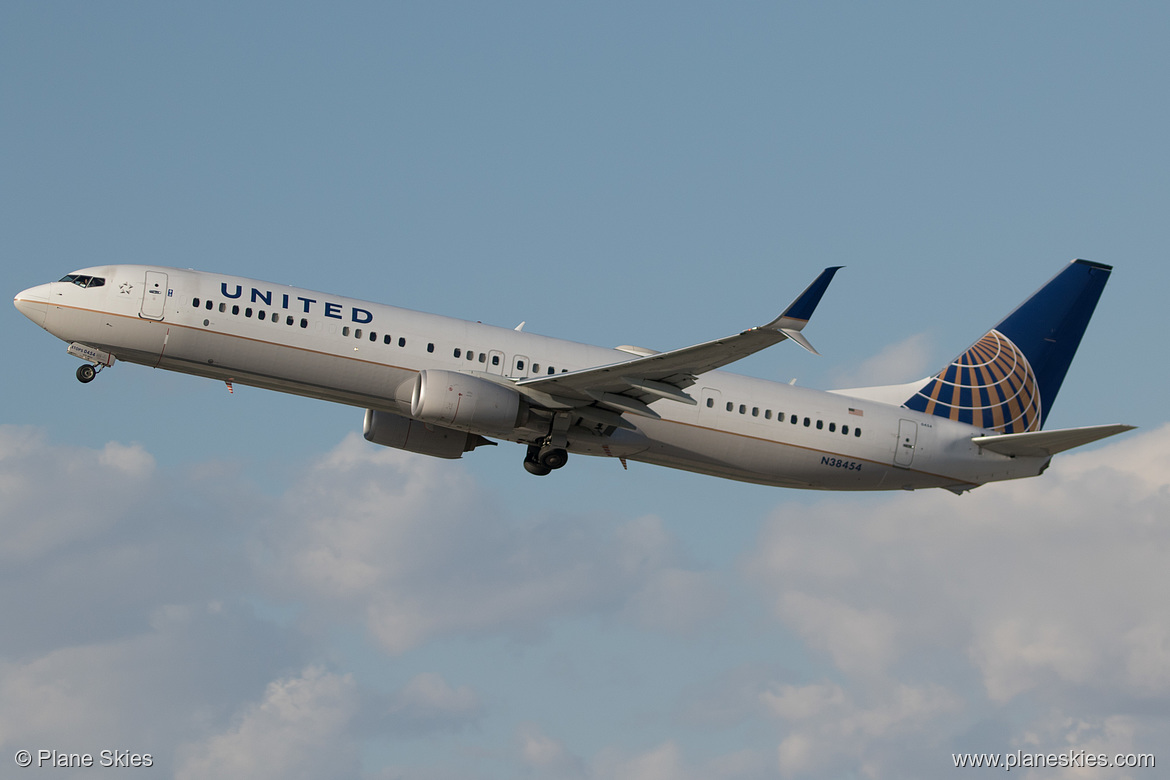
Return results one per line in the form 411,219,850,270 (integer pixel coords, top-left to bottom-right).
972,424,1135,457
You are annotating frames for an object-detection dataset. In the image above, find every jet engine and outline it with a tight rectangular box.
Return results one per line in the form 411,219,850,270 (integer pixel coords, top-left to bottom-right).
363,409,493,459
410,369,527,432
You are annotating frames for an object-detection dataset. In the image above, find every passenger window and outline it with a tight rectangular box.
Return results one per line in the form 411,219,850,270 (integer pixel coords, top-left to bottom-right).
384,335,392,345
803,417,811,427
355,329,362,339
532,363,540,373
258,310,266,320
706,398,714,408
778,412,785,422
816,420,823,430
491,355,499,365
398,337,406,347
517,360,525,371
478,353,486,363
829,422,836,432
726,402,733,412
286,316,294,326
300,318,308,328
427,343,435,353
232,305,240,315
842,425,849,435
739,404,746,414
245,307,253,318
467,351,474,360
206,300,213,310
548,367,555,375
219,303,226,313
854,428,862,437
791,415,798,424
765,410,772,420
752,407,759,417
342,326,350,336
192,298,200,307
454,348,462,358
370,332,377,342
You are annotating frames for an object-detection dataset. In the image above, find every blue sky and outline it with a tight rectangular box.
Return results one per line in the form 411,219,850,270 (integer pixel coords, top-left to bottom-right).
3,3,1169,778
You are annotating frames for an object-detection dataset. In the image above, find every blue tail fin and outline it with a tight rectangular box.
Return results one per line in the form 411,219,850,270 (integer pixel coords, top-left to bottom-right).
902,259,1112,433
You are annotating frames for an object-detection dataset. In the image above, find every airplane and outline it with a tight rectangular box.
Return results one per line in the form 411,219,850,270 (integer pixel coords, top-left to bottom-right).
13,259,1133,493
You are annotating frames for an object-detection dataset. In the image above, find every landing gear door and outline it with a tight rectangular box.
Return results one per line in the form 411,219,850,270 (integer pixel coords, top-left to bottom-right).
140,271,168,320
894,418,918,468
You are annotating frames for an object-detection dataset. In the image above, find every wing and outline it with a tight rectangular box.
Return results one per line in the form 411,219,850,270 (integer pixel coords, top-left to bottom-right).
515,267,841,427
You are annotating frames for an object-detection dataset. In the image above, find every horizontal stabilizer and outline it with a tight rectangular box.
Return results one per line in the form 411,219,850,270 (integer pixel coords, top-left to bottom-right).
972,423,1135,458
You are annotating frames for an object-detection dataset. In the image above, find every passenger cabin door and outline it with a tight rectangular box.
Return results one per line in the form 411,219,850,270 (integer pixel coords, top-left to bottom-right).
140,271,168,320
894,419,918,468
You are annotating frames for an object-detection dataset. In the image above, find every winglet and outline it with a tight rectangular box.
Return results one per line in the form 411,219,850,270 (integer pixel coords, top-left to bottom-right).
770,266,842,327
761,266,841,353
778,328,819,355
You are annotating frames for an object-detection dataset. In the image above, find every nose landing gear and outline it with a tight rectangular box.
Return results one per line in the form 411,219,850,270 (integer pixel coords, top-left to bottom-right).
67,343,116,384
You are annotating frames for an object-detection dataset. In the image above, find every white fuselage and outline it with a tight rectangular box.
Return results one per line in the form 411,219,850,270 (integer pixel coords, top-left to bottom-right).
15,265,1048,492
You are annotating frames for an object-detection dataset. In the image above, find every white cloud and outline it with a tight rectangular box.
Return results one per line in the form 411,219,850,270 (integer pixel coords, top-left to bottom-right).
742,424,1170,777
257,435,722,652
0,426,154,560
596,741,694,780
4,421,1167,780
98,440,156,476
776,592,898,680
385,672,482,734
175,667,361,780
1012,712,1149,780
830,332,934,389
516,723,586,779
0,600,301,770
763,681,961,778
619,567,725,635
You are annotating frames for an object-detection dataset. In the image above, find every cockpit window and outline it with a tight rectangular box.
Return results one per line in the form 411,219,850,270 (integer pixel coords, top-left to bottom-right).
58,274,106,289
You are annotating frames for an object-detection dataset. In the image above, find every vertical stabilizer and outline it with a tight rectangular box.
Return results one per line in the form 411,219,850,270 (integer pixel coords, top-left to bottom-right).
903,260,1112,432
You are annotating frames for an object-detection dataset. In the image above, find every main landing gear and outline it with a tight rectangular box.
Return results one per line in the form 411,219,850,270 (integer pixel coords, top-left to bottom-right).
523,444,569,476
76,364,100,383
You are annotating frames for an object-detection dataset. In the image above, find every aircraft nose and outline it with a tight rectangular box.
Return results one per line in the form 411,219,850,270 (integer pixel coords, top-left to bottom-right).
14,283,51,327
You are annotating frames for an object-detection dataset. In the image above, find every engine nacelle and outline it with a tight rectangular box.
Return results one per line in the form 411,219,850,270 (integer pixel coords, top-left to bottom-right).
410,369,525,432
363,409,492,459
